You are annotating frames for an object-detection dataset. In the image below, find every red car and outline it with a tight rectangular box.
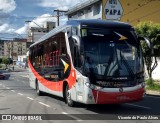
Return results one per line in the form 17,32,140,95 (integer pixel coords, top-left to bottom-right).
0,73,5,80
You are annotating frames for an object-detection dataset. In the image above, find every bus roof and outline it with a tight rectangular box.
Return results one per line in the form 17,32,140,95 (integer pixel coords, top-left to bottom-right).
30,19,133,48
67,19,133,29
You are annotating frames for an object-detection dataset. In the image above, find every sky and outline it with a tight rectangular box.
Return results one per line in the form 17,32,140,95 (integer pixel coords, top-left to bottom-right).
0,0,86,39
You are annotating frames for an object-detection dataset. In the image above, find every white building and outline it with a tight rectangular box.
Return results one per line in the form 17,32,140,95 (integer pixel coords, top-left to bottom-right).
28,22,56,42
28,27,47,42
66,0,102,20
0,40,5,58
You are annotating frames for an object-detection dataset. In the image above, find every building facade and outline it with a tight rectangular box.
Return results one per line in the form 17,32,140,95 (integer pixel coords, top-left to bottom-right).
4,39,27,61
28,22,56,42
0,40,5,58
28,27,47,42
66,0,102,20
66,0,160,26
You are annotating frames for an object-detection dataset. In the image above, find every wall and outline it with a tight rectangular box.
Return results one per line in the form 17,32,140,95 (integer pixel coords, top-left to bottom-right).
102,0,160,26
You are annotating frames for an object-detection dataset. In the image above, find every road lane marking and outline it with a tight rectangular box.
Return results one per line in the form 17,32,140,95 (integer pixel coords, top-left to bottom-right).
38,102,50,107
126,103,152,110
62,112,83,121
21,75,29,78
18,93,23,96
6,87,10,89
11,90,15,92
62,112,68,114
27,97,34,100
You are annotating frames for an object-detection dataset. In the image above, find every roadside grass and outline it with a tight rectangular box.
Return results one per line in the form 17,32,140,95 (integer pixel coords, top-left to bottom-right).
146,79,160,92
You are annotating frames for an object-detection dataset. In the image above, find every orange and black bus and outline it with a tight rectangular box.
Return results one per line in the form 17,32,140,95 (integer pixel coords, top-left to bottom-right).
29,19,146,106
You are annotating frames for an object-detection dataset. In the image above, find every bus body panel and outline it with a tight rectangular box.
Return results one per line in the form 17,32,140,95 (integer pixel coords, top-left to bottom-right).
71,74,145,104
28,31,77,98
92,87,145,104
28,65,36,89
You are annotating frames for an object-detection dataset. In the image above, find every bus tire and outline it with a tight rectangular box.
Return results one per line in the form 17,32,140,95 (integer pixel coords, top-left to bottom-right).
65,84,75,107
36,80,42,96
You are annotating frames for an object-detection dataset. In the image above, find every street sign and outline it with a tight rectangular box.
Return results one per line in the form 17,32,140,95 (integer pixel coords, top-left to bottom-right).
102,0,123,20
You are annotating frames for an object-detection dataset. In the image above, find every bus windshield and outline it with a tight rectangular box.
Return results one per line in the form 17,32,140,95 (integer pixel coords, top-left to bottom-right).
81,28,143,86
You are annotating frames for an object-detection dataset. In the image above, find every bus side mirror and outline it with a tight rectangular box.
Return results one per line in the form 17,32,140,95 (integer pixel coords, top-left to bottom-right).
72,35,80,46
138,37,151,48
138,37,154,55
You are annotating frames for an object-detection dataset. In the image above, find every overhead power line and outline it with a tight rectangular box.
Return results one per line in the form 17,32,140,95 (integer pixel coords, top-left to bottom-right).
54,9,68,26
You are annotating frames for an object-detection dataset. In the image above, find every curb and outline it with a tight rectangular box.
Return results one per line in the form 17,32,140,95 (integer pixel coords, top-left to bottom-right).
146,90,160,96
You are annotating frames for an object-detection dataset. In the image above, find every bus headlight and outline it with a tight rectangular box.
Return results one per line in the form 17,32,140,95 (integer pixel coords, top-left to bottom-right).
85,82,90,87
85,82,102,90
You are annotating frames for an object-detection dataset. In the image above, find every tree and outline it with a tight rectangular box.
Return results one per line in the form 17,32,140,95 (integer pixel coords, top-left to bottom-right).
136,21,160,83
2,57,9,69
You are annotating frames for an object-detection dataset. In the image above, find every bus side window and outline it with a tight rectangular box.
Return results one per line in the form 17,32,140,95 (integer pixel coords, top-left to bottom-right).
69,38,82,68
73,39,82,68
74,46,78,67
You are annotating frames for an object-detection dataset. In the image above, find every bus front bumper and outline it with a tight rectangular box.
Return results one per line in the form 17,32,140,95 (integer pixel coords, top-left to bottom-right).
91,88,145,104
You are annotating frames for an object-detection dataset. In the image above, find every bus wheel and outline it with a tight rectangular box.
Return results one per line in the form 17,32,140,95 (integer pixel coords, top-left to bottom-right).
36,81,42,96
65,84,74,107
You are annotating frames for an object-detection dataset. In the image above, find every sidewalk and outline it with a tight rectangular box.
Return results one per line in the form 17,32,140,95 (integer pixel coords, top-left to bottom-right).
146,90,160,96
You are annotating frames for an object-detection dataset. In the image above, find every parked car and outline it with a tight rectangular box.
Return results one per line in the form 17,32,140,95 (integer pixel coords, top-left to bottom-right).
0,72,5,80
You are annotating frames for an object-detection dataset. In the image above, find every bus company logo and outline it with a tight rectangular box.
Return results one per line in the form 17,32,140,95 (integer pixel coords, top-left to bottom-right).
61,59,69,73
104,0,123,20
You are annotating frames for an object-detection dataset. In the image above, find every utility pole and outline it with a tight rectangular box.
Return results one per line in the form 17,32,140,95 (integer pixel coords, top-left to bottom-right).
54,9,68,26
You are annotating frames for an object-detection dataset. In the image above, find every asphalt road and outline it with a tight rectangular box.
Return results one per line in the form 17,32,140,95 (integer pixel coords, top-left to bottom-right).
0,68,160,123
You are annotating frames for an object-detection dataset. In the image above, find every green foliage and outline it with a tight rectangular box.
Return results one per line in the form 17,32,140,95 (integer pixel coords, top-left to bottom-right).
146,79,160,92
136,21,160,57
135,21,160,81
146,78,155,86
2,57,9,65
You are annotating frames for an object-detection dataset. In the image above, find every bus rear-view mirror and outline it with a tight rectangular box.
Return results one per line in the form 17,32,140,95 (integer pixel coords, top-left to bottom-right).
138,36,154,55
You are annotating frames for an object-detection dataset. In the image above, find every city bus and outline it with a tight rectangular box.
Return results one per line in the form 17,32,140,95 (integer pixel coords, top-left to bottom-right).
28,19,146,106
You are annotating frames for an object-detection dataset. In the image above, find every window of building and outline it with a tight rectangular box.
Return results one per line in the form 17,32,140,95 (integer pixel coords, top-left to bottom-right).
88,7,92,13
78,11,84,16
93,4,100,16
